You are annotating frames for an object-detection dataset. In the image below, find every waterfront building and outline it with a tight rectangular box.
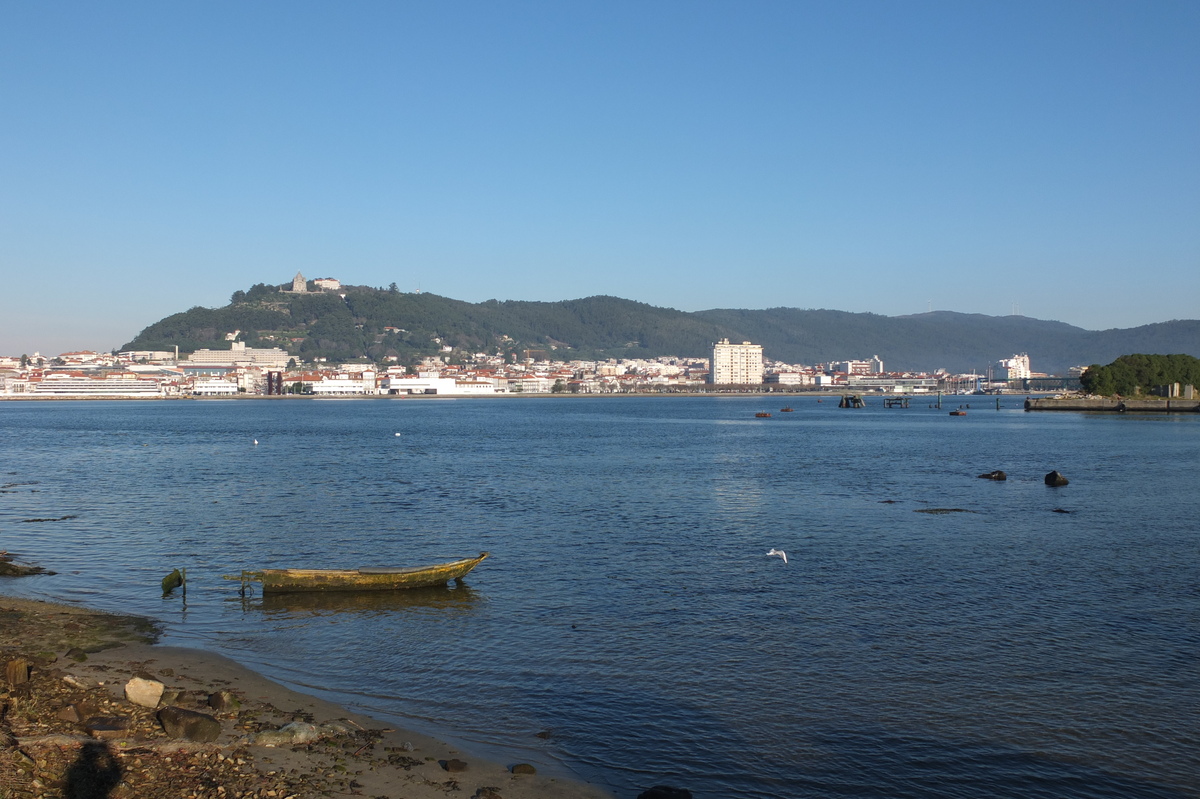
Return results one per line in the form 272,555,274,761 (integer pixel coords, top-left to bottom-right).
192,378,239,396
709,339,764,385
765,371,816,387
7,371,168,398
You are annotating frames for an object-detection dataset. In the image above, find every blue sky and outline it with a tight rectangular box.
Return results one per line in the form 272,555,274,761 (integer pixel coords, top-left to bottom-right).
2,1,1197,355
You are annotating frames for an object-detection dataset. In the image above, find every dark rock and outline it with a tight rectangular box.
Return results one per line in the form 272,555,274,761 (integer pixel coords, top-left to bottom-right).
511,763,537,775
157,706,222,742
56,701,98,723
442,758,469,772
1044,470,1069,487
208,690,241,713
977,470,1007,480
84,716,130,740
65,647,88,662
638,788,693,799
1052,508,1072,514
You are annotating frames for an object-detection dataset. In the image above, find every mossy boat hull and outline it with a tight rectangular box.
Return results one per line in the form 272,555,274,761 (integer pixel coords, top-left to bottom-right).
245,552,489,594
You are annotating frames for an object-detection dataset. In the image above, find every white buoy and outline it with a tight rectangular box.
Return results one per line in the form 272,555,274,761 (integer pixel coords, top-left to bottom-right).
253,439,258,445
766,548,787,564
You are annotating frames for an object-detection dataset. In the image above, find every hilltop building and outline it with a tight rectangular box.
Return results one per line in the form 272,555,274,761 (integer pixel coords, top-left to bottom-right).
188,342,291,369
709,339,763,385
291,272,307,293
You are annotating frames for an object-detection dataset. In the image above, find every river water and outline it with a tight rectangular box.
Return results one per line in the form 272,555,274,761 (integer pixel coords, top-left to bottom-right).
1,396,1197,798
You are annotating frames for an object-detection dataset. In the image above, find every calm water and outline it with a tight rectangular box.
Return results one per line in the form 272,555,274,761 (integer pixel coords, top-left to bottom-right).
1,396,1197,798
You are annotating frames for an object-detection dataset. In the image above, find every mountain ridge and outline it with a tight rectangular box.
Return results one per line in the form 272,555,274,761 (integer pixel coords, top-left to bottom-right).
122,284,1200,374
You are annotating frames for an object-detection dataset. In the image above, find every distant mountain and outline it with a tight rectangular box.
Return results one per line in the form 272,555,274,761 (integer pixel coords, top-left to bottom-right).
122,283,1200,374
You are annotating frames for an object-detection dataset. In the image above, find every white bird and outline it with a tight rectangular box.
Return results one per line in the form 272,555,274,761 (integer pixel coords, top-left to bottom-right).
394,432,402,436
253,439,258,445
766,548,787,564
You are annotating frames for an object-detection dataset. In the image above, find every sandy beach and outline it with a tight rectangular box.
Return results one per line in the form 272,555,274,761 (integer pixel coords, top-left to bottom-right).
0,594,623,799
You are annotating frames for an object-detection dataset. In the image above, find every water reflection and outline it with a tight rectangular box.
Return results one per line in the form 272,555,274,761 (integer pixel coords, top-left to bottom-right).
239,583,481,617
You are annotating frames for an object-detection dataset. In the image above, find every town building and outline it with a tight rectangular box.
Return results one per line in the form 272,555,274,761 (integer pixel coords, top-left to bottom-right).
188,342,291,369
996,353,1032,381
831,356,884,375
709,339,763,385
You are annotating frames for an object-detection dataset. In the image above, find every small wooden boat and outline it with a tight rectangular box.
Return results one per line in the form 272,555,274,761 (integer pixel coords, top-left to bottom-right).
230,552,489,594
755,412,772,418
949,410,967,416
780,406,794,412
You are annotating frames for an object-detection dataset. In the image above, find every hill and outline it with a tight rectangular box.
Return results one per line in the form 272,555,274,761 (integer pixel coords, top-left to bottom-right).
122,283,1200,374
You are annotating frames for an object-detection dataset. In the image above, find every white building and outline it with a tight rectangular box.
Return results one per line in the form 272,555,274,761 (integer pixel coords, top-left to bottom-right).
192,378,239,396
10,371,167,398
831,356,884,375
765,371,816,386
709,339,764,385
307,371,377,395
188,342,291,369
996,353,1032,381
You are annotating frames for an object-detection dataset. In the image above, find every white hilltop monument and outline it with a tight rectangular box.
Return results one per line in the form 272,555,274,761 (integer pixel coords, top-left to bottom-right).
291,272,307,293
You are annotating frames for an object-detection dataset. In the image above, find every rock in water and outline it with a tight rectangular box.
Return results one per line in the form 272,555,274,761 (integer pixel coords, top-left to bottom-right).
157,706,222,742
125,676,165,708
1044,470,1069,487
161,569,184,595
977,470,1007,480
638,788,693,799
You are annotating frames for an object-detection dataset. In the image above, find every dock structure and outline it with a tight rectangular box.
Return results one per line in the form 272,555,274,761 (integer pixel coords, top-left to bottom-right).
883,397,909,408
839,395,865,408
1025,398,1200,413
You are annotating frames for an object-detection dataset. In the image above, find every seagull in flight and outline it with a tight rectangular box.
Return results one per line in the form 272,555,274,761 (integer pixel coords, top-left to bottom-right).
766,548,787,564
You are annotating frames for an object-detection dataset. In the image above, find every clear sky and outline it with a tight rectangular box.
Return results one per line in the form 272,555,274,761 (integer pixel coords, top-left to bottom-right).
2,0,1197,356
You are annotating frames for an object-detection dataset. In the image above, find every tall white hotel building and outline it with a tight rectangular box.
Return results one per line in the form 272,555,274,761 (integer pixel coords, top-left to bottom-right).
709,338,764,385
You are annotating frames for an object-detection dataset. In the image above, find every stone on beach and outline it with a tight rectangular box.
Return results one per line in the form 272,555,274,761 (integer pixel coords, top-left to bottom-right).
208,689,240,713
511,762,537,775
84,715,131,739
124,675,165,708
157,705,222,742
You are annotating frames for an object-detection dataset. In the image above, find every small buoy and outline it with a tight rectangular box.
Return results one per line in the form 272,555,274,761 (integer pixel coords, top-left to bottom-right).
253,439,259,445
394,433,402,437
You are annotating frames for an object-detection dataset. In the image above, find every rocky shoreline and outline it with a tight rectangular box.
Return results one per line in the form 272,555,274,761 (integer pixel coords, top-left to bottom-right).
0,595,624,799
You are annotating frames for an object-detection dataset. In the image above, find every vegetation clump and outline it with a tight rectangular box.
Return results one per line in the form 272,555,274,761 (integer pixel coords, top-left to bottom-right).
1079,354,1200,396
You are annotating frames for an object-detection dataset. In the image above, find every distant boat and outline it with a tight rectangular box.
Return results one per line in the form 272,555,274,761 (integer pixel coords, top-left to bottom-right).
780,406,794,412
949,410,967,416
755,412,772,418
229,552,489,594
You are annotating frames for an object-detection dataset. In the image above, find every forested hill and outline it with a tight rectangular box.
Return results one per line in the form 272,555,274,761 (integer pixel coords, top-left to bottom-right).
122,283,1200,374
